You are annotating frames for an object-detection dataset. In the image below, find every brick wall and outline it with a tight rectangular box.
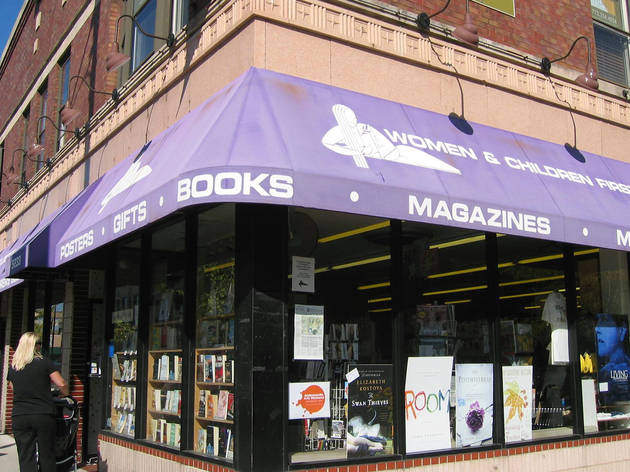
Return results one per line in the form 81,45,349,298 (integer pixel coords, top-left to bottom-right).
0,0,122,204
382,0,595,72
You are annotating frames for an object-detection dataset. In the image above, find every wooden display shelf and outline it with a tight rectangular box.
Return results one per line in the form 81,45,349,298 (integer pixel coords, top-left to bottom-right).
195,416,233,425
148,409,180,417
149,378,181,384
197,313,235,321
197,346,235,353
196,381,234,387
148,349,183,354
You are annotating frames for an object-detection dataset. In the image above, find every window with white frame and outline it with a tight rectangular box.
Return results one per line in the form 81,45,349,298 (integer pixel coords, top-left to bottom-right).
591,0,630,86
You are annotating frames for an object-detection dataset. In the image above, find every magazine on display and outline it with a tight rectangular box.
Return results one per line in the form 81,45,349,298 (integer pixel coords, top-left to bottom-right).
455,364,493,447
405,356,453,453
346,364,393,458
502,365,533,443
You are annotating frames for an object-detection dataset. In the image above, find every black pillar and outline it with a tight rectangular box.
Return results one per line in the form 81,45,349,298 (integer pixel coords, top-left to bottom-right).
234,204,288,472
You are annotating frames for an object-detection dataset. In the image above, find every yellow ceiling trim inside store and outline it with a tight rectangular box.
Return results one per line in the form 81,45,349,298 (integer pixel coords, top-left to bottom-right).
357,281,391,290
318,221,390,243
368,297,392,303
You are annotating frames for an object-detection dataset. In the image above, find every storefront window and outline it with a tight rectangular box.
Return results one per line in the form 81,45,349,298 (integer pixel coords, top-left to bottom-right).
193,205,235,461
147,220,185,446
402,223,492,453
48,282,65,366
575,247,630,432
497,235,574,442
110,240,141,437
287,209,393,464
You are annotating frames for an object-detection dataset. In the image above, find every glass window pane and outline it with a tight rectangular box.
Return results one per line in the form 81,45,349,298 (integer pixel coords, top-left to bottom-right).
594,23,629,86
498,235,574,442
147,220,185,446
132,0,157,72
402,223,492,452
576,247,630,432
109,240,141,437
194,204,235,461
287,210,393,464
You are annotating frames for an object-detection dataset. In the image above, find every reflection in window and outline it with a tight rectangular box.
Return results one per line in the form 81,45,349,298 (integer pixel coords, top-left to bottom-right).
109,240,141,437
498,236,574,442
147,220,185,447
288,210,393,464
576,247,630,432
194,204,236,462
402,223,492,452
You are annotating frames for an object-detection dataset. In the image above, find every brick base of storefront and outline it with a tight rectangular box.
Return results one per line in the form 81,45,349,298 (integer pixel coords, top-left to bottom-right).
98,433,630,472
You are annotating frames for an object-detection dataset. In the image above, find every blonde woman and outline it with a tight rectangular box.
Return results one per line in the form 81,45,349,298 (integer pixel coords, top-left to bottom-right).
7,332,69,472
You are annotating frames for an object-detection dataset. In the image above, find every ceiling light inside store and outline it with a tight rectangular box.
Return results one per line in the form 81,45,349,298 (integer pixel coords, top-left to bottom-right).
357,281,391,291
204,260,235,273
368,297,392,304
524,305,542,310
368,308,392,313
445,299,472,304
331,255,390,270
318,221,390,243
499,275,564,287
423,284,488,296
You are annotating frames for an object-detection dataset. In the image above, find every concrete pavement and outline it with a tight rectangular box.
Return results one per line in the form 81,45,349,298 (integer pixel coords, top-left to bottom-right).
0,432,95,471
0,433,18,471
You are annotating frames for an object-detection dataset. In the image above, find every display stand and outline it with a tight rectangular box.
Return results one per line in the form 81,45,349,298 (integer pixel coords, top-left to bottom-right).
193,346,235,461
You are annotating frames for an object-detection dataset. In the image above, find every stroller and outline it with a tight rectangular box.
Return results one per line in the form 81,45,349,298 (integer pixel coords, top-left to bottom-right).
51,396,80,471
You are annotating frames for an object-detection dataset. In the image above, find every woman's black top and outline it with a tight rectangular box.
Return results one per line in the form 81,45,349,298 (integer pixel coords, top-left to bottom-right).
8,357,57,416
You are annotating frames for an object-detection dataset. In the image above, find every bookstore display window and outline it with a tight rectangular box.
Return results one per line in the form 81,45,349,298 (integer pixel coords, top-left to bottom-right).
287,209,394,464
575,247,630,432
497,235,574,441
147,221,185,447
401,222,493,452
193,205,235,462
110,240,141,437
49,283,66,366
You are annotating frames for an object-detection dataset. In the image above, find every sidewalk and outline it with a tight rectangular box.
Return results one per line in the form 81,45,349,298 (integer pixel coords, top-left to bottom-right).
0,433,17,471
0,433,95,471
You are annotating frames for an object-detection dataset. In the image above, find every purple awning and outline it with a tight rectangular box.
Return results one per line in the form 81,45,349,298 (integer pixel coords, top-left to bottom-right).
50,67,630,265
3,186,98,277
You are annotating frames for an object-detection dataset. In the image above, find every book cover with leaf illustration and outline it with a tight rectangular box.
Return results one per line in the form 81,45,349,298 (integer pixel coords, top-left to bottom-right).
502,365,532,443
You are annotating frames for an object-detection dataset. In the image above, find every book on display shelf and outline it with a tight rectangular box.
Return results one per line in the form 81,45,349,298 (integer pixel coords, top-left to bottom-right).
198,390,207,417
226,392,235,420
216,390,229,420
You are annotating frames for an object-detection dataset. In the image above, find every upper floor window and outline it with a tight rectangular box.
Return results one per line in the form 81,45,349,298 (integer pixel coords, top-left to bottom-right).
37,82,48,171
591,0,630,86
58,53,71,150
131,0,158,72
21,107,30,183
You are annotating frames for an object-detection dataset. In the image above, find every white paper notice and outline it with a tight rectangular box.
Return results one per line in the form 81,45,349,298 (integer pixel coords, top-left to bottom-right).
346,368,360,383
294,304,324,360
502,365,533,443
551,328,569,365
405,356,453,453
581,379,599,433
289,381,330,419
599,382,609,392
292,256,315,293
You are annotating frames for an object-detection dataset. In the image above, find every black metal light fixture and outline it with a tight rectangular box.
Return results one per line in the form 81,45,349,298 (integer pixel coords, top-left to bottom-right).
105,14,175,73
60,75,121,127
35,115,83,145
541,36,599,91
416,0,479,46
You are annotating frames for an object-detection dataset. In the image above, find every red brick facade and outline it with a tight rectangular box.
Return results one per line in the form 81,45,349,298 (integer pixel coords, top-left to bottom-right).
0,0,121,204
381,0,594,72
